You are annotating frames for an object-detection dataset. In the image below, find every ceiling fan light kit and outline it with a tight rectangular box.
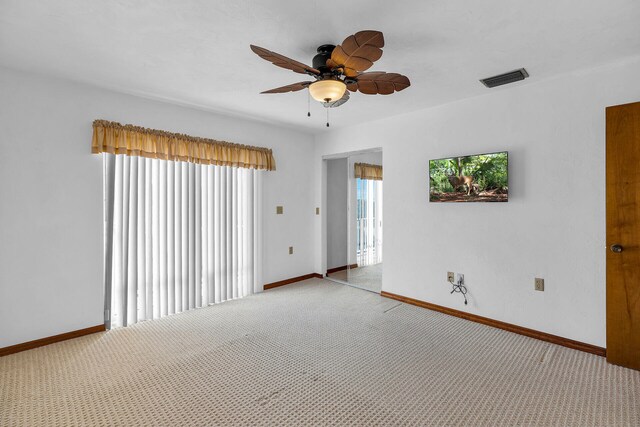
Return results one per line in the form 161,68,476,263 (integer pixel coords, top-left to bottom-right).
250,30,410,127
308,79,346,103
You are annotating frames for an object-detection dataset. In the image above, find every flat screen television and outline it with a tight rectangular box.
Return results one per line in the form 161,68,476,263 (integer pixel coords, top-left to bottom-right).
429,151,508,202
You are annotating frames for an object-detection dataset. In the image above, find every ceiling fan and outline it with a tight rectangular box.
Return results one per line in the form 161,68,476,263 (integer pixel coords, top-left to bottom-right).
250,30,410,125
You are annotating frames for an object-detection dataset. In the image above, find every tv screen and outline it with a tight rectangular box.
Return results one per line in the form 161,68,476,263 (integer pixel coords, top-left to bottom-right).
429,151,508,202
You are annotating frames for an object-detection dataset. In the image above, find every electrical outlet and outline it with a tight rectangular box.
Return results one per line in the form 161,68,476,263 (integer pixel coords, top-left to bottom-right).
447,272,455,282
534,278,544,291
457,273,464,284
289,246,293,255
276,206,283,214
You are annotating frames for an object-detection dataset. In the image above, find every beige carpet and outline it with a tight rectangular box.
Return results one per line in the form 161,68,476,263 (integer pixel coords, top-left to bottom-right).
1,278,639,426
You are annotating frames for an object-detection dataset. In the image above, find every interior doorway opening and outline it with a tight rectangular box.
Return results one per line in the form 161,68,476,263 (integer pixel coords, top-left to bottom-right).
325,149,382,293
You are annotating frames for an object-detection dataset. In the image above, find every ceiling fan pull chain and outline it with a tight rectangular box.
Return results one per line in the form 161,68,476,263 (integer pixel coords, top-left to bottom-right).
326,108,330,127
307,90,311,117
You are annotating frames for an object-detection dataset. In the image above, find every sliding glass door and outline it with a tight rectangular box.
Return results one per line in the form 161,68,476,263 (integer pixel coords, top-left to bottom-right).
103,154,263,329
355,178,383,267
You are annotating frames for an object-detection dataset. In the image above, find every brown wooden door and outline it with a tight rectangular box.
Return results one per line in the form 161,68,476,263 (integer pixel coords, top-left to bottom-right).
606,101,640,370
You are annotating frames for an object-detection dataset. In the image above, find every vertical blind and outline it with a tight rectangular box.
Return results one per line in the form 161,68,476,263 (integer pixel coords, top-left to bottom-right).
103,154,262,328
356,178,383,266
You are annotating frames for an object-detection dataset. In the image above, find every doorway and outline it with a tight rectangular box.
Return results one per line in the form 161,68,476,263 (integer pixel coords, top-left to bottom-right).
325,150,383,293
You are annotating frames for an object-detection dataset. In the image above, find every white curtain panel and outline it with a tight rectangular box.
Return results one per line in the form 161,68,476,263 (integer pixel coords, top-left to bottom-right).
356,178,383,267
103,153,263,329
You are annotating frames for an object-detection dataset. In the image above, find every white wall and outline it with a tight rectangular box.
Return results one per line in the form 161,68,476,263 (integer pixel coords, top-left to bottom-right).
0,66,315,348
326,158,348,270
314,56,640,347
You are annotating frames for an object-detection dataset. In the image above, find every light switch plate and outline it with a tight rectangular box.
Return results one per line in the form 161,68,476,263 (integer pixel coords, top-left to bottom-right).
276,206,283,214
289,246,293,255
535,278,544,291
315,207,320,215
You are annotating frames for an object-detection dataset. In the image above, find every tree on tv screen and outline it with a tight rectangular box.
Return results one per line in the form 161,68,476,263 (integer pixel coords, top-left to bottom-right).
430,152,508,194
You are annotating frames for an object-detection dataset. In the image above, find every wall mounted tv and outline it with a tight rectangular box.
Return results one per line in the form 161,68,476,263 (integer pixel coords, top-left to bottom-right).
429,151,508,202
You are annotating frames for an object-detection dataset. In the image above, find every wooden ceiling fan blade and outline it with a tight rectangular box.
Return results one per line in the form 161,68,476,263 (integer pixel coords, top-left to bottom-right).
327,58,359,77
260,81,312,94
326,59,341,72
328,30,384,74
341,42,383,63
250,45,320,76
330,46,372,76
384,73,411,91
355,72,386,80
346,82,358,92
356,81,379,95
353,30,385,48
353,72,411,94
376,81,396,95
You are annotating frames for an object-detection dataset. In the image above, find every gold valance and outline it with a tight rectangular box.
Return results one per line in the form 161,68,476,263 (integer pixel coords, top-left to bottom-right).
354,163,383,181
92,120,276,171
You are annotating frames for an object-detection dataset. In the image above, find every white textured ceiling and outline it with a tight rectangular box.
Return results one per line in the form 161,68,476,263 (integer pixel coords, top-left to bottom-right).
1,0,639,133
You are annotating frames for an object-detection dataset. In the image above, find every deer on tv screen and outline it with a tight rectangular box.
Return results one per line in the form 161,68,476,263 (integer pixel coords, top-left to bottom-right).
429,152,508,202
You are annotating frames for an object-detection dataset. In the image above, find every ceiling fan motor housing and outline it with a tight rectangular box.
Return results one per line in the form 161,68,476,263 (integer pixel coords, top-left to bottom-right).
312,44,335,72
